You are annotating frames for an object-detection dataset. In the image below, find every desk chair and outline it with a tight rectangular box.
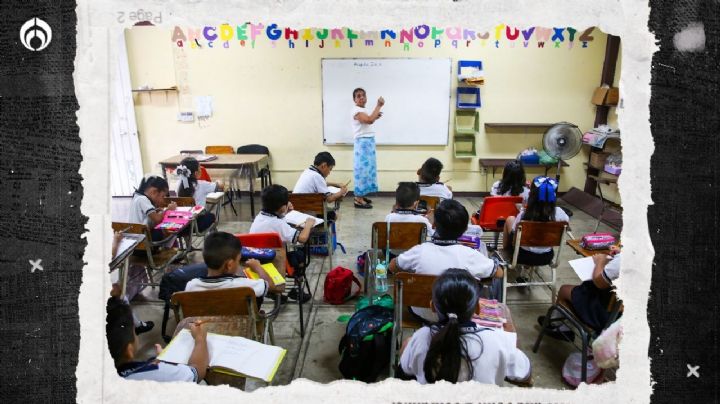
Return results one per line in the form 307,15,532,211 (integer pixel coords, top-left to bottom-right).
418,195,440,213
533,292,623,383
289,193,334,269
112,222,183,287
366,222,427,295
237,144,272,189
171,287,280,345
471,196,523,250
205,145,240,216
164,196,218,249
494,220,568,304
172,315,254,389
235,232,310,338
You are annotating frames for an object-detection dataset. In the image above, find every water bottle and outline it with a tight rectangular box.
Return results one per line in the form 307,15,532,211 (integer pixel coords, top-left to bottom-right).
375,260,388,293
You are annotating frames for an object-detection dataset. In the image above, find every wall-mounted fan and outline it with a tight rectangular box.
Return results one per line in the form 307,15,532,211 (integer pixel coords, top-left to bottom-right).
542,122,583,183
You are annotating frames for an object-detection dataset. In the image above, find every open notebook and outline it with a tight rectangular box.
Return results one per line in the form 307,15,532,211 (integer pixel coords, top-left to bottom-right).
158,329,286,382
283,210,324,227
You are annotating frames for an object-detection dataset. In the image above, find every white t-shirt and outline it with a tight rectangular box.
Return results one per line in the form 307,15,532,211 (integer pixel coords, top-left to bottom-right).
129,193,156,227
511,206,570,254
385,211,434,238
119,360,199,383
400,325,531,385
293,167,330,195
249,212,299,244
490,180,530,204
185,275,268,297
351,105,375,139
602,253,621,284
178,180,218,208
418,182,453,200
397,243,497,321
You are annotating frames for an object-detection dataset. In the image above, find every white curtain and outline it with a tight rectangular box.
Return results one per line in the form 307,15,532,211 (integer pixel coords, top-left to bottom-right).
110,30,143,196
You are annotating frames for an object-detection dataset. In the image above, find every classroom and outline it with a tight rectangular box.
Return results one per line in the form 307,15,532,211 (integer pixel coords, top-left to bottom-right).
108,20,623,390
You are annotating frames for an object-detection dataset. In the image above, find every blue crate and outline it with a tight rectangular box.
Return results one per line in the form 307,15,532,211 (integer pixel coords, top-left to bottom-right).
456,87,481,109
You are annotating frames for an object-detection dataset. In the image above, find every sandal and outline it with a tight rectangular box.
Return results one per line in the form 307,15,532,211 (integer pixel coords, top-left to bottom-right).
362,197,373,204
354,201,373,209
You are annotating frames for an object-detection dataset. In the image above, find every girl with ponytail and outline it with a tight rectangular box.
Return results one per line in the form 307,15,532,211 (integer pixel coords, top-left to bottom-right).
399,268,532,385
175,156,223,232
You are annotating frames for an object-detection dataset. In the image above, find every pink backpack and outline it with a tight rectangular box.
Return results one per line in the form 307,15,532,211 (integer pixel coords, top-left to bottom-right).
580,233,616,250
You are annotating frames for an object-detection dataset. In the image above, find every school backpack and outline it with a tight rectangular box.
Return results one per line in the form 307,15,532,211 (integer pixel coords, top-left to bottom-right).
158,263,208,342
338,305,394,382
324,266,361,304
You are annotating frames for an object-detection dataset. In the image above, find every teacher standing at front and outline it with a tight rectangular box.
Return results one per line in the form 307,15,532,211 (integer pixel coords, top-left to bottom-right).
351,88,385,209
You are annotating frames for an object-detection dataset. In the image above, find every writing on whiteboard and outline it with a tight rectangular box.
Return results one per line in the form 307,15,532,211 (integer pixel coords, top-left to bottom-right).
353,61,382,68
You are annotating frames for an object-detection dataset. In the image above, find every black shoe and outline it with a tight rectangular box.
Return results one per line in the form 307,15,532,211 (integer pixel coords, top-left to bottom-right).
516,276,530,293
279,294,289,304
135,321,154,335
288,288,312,303
354,202,373,209
363,197,373,204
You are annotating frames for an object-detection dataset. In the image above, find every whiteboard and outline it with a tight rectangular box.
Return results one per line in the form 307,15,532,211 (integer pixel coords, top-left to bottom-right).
321,58,452,145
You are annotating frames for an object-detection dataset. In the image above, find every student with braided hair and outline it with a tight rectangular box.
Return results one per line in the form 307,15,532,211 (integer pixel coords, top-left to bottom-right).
398,268,532,385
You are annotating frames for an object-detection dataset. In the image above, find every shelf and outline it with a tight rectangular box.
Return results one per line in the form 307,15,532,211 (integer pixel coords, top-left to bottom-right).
132,86,178,102
484,123,554,129
456,87,481,109
480,158,568,176
457,60,484,85
454,133,476,158
455,110,480,135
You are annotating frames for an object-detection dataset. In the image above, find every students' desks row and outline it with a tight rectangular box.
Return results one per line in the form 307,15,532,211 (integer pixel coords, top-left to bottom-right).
159,154,268,217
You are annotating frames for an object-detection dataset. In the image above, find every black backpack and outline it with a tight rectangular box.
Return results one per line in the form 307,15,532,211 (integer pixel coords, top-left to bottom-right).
338,305,394,383
158,263,208,342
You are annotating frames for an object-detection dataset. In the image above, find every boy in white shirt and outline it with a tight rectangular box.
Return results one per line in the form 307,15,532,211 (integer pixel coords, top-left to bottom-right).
185,232,276,298
417,157,453,200
389,199,503,321
385,182,434,238
293,152,347,203
249,184,315,302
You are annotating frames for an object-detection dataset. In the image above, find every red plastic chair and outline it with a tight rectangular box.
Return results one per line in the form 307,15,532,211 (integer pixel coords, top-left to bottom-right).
234,232,310,337
471,196,523,249
198,166,211,181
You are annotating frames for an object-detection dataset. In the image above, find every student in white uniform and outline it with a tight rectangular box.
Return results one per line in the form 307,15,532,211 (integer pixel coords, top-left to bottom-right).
416,158,452,200
385,182,434,238
502,176,570,267
185,232,275,298
390,199,503,322
249,184,315,302
176,156,223,232
540,248,622,340
490,159,530,204
129,175,177,242
398,268,532,386
293,152,347,221
107,297,208,383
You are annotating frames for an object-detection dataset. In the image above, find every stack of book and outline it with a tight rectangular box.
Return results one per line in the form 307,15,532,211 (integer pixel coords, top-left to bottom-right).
473,298,506,328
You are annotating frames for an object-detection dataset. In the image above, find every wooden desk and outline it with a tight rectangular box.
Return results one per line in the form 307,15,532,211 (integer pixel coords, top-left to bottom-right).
159,154,268,217
566,238,619,257
109,233,145,298
172,315,254,390
242,247,287,294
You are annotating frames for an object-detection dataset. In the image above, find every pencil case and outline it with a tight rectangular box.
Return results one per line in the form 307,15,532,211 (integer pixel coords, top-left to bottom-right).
241,247,276,263
579,233,616,250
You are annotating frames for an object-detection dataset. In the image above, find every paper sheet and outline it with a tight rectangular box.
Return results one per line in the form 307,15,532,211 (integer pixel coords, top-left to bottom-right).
569,256,595,281
113,237,137,259
284,210,324,227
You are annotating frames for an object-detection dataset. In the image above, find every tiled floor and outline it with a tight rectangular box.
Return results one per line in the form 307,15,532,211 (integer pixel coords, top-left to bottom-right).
113,194,618,391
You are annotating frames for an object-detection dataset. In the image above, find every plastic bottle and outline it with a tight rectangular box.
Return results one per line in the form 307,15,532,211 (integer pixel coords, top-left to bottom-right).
375,260,388,293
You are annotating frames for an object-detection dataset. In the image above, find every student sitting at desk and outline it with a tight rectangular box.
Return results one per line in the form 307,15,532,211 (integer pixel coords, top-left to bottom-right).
185,232,276,298
416,158,453,200
129,175,177,241
175,156,223,232
293,152,347,219
249,184,314,303
110,232,154,335
106,297,208,382
385,182,434,238
389,199,502,322
539,249,622,341
490,159,530,204
398,268,532,386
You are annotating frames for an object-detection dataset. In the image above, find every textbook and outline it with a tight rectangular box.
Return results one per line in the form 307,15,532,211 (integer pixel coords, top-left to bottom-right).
158,329,286,382
244,262,286,286
283,210,324,227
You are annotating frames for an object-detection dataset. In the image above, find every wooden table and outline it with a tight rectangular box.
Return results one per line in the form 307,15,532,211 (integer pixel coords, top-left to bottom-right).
159,154,268,217
566,238,619,257
109,233,145,298
172,315,254,389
